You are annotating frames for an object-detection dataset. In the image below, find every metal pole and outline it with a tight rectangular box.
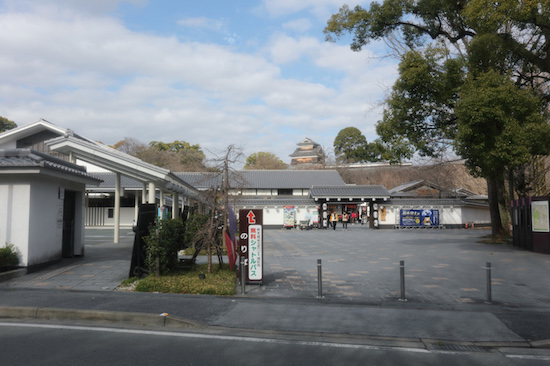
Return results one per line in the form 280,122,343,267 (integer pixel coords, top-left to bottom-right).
486,262,492,303
240,256,246,295
399,260,407,301
317,259,323,298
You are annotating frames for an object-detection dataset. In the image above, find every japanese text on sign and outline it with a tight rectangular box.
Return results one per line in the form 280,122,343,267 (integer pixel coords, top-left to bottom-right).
400,209,439,227
248,225,262,280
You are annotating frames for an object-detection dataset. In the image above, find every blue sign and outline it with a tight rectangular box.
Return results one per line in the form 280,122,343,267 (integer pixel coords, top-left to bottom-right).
400,209,439,227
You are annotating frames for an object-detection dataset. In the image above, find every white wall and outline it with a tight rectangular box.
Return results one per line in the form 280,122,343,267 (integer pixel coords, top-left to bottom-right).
263,208,283,226
461,206,491,225
381,205,490,228
28,175,64,266
243,205,318,227
1,174,88,267
101,207,136,227
0,178,31,265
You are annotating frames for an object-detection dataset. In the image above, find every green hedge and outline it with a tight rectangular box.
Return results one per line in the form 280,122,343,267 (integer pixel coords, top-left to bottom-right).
0,244,19,269
143,219,186,276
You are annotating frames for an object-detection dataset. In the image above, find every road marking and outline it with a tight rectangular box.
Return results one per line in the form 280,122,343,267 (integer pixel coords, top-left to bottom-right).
3,321,548,360
505,355,550,361
0,322,433,353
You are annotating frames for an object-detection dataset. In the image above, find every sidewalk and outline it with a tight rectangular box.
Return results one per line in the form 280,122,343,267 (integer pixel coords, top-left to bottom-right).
1,227,550,349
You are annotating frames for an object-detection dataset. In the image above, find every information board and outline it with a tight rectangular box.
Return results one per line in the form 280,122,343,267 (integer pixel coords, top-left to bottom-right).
532,200,549,232
400,209,439,227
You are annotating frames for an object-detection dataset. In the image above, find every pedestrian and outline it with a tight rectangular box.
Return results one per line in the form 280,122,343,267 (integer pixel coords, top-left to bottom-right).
342,212,349,231
329,212,338,230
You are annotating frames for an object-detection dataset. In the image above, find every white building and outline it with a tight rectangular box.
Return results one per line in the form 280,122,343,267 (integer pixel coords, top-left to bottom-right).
88,172,490,229
0,125,101,267
0,119,204,268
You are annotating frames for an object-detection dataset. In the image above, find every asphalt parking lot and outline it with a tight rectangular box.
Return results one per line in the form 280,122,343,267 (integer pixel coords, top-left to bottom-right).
247,225,550,308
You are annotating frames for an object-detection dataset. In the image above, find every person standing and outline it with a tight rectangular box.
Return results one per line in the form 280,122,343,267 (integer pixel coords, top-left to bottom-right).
329,212,338,230
342,212,349,231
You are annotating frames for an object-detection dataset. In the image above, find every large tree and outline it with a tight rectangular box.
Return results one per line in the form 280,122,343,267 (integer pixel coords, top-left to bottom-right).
334,127,383,163
112,138,210,172
325,1,550,237
455,70,550,235
325,1,550,75
0,116,17,133
244,152,288,170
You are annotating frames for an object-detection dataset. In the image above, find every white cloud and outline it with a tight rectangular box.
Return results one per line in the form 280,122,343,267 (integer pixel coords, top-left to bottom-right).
282,18,312,32
177,16,225,31
1,0,146,16
260,0,367,18
0,2,397,165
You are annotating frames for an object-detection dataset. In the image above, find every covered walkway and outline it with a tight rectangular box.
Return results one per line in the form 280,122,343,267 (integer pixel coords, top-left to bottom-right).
46,131,206,243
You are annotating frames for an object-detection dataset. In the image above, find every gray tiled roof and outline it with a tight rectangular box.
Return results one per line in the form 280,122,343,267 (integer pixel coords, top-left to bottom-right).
88,170,346,190
289,145,324,158
0,149,102,182
389,198,489,207
179,170,345,189
310,185,390,198
389,180,424,193
87,172,142,189
235,170,344,189
176,172,222,189
296,137,320,147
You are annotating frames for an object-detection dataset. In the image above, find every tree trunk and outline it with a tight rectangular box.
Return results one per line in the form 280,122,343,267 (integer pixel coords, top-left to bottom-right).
207,209,215,273
487,176,507,238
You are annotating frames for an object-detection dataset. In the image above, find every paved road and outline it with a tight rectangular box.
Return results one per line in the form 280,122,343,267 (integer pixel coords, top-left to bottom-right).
2,322,547,366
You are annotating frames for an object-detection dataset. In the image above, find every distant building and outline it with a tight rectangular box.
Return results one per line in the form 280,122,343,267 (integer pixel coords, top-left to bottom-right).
385,180,490,229
289,137,325,167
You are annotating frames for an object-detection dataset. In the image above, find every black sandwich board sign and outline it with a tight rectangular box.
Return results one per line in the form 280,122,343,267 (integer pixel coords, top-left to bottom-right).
239,209,263,284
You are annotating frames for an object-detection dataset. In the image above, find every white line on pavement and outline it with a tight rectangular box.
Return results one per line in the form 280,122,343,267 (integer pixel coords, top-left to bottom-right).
5,321,546,359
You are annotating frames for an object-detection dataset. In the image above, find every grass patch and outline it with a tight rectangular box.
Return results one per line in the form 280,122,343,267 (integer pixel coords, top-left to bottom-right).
134,263,236,295
120,277,139,287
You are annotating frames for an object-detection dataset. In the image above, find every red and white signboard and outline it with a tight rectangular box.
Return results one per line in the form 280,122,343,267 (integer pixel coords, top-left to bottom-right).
239,209,263,284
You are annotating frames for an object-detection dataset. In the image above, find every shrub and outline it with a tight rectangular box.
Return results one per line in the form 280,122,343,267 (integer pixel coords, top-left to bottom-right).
0,244,19,269
143,219,187,276
184,213,210,249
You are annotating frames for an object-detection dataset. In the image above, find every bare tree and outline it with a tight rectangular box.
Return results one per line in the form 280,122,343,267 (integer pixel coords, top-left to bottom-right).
198,145,244,272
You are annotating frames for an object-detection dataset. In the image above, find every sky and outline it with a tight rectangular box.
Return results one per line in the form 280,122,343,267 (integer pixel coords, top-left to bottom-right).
0,0,398,167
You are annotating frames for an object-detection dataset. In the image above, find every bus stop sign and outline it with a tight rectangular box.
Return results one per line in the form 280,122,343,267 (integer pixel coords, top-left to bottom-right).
239,209,263,284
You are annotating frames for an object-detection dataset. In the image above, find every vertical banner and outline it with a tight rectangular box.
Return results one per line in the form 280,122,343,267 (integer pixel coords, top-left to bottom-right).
283,205,295,228
239,209,263,284
248,225,262,280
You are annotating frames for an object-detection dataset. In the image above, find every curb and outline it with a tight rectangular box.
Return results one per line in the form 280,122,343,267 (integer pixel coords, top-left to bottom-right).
0,306,202,328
